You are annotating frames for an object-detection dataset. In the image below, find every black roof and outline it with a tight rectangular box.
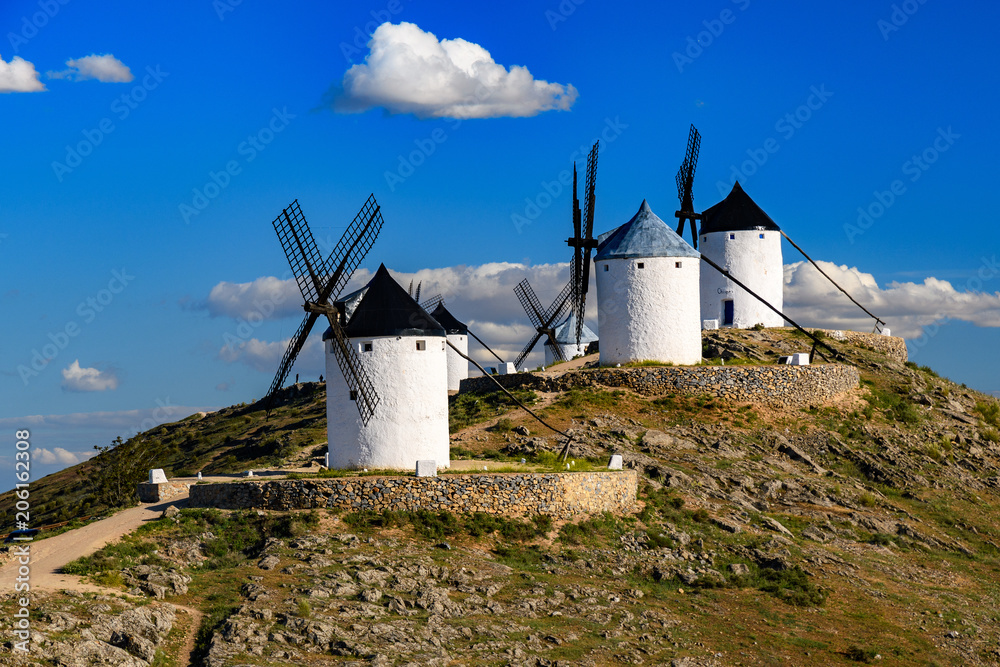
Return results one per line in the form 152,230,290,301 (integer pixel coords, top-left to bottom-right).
324,264,445,339
429,302,468,335
700,182,781,235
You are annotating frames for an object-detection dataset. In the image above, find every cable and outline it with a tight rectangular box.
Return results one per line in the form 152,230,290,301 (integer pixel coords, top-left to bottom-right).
698,254,843,362
779,229,885,331
446,340,576,462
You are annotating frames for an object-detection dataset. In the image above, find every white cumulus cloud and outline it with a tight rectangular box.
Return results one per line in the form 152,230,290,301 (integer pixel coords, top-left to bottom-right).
61,360,119,392
206,276,305,320
34,447,92,466
784,259,1000,339
0,54,45,93
217,259,1000,373
219,336,325,378
49,54,133,83
333,22,578,119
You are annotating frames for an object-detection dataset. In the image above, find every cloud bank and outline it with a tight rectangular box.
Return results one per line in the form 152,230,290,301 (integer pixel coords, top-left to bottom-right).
0,54,44,93
333,22,578,119
61,360,119,392
211,258,1000,372
784,260,1000,339
48,54,133,82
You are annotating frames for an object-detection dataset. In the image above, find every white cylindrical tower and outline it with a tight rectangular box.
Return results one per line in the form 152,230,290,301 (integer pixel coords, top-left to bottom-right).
324,265,450,470
594,200,702,366
544,311,598,365
699,182,784,328
430,302,469,392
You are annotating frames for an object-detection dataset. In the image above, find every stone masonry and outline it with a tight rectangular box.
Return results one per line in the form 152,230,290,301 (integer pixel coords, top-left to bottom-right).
461,363,860,408
189,471,637,519
138,481,192,503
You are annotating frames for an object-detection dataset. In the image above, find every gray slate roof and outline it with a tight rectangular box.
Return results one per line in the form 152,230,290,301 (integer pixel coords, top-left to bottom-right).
547,311,598,346
595,200,700,261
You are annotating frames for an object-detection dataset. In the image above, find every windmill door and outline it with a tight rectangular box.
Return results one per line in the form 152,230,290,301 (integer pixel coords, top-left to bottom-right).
722,299,734,326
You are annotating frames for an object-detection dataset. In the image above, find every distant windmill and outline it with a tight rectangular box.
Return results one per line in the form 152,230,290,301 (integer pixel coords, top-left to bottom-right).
674,124,702,249
513,142,599,369
408,280,423,305
264,196,384,423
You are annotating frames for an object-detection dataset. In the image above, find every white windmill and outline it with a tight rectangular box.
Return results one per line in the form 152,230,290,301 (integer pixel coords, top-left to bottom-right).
699,182,784,328
594,199,702,366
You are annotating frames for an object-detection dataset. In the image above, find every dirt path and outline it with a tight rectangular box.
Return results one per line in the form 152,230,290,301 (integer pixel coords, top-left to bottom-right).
174,604,204,666
0,494,192,593
0,492,207,664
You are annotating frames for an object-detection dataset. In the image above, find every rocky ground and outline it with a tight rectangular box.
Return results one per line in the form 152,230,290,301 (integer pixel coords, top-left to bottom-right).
3,328,1000,665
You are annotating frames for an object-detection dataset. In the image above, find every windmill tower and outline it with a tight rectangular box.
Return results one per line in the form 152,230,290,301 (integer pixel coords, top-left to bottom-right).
325,264,449,470
544,311,597,365
699,182,784,328
594,200,702,366
429,301,469,392
513,142,600,369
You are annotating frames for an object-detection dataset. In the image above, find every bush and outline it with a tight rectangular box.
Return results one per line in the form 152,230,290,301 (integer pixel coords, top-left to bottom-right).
974,401,1000,428
756,567,827,607
845,645,879,663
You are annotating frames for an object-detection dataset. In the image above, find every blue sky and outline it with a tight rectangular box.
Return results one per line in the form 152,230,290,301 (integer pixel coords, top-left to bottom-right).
2,0,998,481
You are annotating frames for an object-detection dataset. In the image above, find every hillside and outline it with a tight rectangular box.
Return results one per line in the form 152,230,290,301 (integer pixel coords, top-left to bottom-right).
4,328,1000,666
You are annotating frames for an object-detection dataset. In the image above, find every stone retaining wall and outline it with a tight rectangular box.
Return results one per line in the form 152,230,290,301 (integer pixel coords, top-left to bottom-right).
461,363,859,408
138,481,192,503
189,470,637,519
825,329,908,363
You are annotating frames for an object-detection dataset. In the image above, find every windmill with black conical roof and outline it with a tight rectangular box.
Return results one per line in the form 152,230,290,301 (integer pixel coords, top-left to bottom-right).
699,181,784,329
325,264,450,470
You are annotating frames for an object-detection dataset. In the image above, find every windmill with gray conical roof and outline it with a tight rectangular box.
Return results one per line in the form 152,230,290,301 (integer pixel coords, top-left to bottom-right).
595,200,702,366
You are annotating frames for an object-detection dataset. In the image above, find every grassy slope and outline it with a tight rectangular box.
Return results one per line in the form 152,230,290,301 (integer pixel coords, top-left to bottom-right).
6,329,1000,664
0,383,327,528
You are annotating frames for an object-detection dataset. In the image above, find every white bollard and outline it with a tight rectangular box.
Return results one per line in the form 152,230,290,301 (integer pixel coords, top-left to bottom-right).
149,469,167,484
608,455,624,470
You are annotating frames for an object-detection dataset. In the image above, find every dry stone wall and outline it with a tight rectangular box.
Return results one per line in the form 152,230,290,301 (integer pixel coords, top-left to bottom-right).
825,329,908,363
461,363,859,408
189,470,637,519
137,481,191,503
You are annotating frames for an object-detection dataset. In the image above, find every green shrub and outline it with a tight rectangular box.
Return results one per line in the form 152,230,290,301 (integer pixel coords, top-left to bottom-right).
845,645,879,663
492,418,514,433
296,598,311,618
974,401,1000,428
91,571,124,588
756,567,827,607
870,533,895,547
